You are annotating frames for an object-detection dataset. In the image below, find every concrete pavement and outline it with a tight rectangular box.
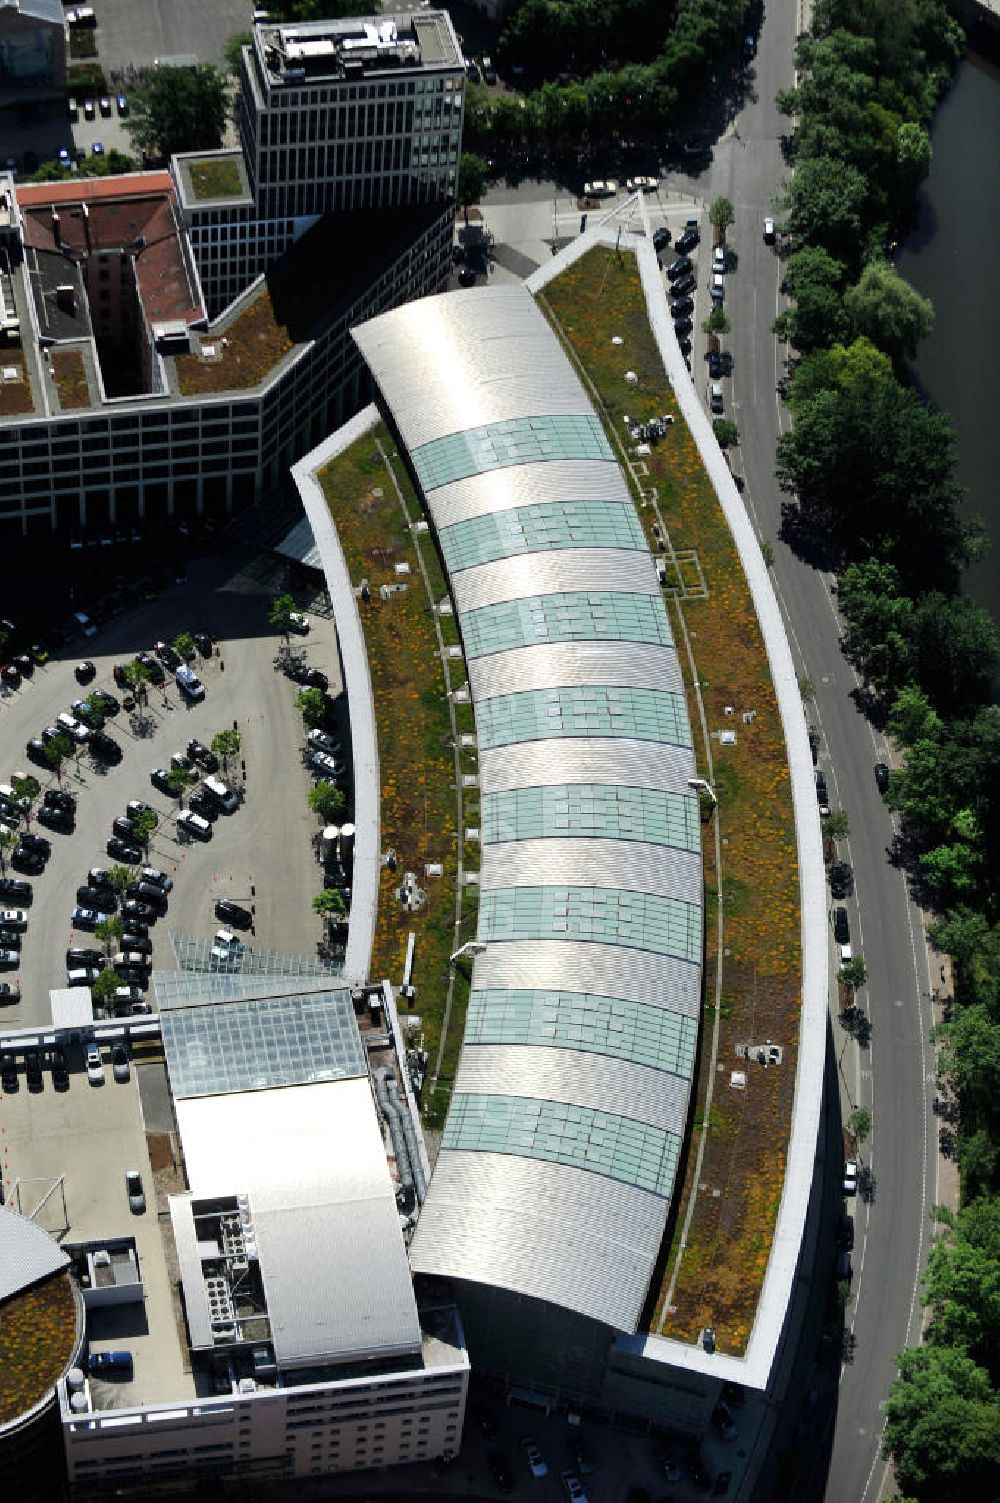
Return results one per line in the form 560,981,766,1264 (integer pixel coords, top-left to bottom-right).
0,548,344,1032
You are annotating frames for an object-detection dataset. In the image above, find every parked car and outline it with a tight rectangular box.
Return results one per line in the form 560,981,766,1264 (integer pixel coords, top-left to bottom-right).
136,652,164,684
186,739,219,772
583,179,617,197
154,640,181,669
26,737,49,765
0,907,27,930
288,611,310,634
177,809,212,840
652,225,670,252
284,659,328,689
763,215,776,243
112,1043,130,1083
88,1349,133,1377
25,1047,43,1092
13,845,44,874
124,1168,145,1213
75,660,96,683
194,631,213,657
44,788,76,814
671,272,696,298
670,296,694,320
121,933,151,954
833,906,850,944
92,690,120,715
90,730,122,762
114,984,145,1008
308,750,343,779
626,175,658,192
843,1159,859,1196
0,878,30,903
140,866,173,893
85,1043,105,1085
675,227,699,254
829,861,852,898
561,1472,588,1503
215,898,251,928
874,761,890,794
37,804,74,832
188,790,218,822
107,836,142,863
87,867,112,889
1,1049,17,1088
71,698,104,729
49,1046,69,1090
0,947,20,966
0,981,20,1003
20,832,50,857
112,816,142,844
121,899,156,924
667,254,692,281
307,728,341,757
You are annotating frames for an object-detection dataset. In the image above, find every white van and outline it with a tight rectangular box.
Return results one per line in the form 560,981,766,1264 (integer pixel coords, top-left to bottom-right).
203,775,238,813
175,664,205,702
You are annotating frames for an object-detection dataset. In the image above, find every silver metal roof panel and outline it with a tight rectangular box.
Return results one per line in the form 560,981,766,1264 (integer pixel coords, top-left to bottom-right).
428,458,630,529
451,549,662,612
468,641,683,700
469,939,702,1018
478,738,698,798
0,1204,70,1303
479,838,703,906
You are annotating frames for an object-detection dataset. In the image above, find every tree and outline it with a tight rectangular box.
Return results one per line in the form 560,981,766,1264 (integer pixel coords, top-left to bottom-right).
712,418,738,449
173,632,197,662
211,729,241,771
0,828,14,874
126,64,229,162
224,30,251,75
909,593,1000,716
91,967,121,1010
844,261,934,365
11,775,39,806
895,121,932,199
776,155,868,262
458,153,488,223
94,917,124,955
774,246,847,352
296,687,327,728
124,660,151,704
790,336,893,405
77,148,137,178
313,888,347,926
44,734,74,782
308,781,345,824
884,1344,1000,1500
839,957,868,990
130,809,158,851
163,768,189,800
703,307,730,336
825,808,850,840
269,593,297,642
709,196,734,235
107,864,134,894
848,1106,871,1142
888,684,942,749
922,1203,1000,1378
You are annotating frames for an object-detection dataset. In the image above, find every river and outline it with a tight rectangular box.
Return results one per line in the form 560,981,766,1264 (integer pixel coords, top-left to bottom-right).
897,41,1000,628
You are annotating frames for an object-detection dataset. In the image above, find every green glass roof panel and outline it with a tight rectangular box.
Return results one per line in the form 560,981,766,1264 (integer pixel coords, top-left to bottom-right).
412,413,614,491
475,684,693,751
478,885,702,963
443,1092,680,1197
467,987,698,1075
481,783,701,851
439,500,646,574
462,590,673,659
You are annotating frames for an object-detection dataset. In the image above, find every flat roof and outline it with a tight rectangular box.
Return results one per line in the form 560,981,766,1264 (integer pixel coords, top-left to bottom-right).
256,10,462,79
176,1079,422,1369
353,286,702,1335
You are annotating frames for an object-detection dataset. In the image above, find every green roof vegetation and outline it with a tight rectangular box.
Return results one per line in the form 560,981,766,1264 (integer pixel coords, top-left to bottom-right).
541,247,801,1358
174,288,294,395
317,423,478,1129
0,351,34,418
0,1272,78,1427
188,156,243,200
51,349,91,411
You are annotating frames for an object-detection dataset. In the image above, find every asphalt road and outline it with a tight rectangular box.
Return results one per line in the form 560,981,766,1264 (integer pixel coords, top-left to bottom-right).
0,550,343,1033
705,11,938,1503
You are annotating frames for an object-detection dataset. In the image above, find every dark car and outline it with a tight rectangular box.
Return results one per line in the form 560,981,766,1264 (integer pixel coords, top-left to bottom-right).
20,832,50,856
50,1047,70,1090
26,737,49,766
136,652,165,685
833,906,850,944
194,632,213,657
287,661,328,689
675,227,700,254
708,349,722,378
673,317,693,339
13,845,44,873
90,730,122,762
37,804,74,832
652,225,670,252
188,791,219,822
126,881,167,908
76,885,115,910
667,254,692,280
671,272,696,298
1,1049,17,1089
67,947,103,966
14,654,33,677
92,690,120,715
837,1212,855,1251
1,663,20,688
0,878,31,903
815,770,828,806
670,296,694,320
112,816,141,843
0,980,20,1003
75,660,96,683
24,1048,43,1092
121,898,156,924
874,762,890,794
44,788,76,813
187,739,219,772
154,641,181,669
121,933,152,954
107,836,142,863
120,918,148,938
829,861,853,899
215,898,252,928
150,767,177,795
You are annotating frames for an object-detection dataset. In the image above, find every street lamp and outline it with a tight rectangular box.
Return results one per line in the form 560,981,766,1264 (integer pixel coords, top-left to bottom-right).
450,940,486,964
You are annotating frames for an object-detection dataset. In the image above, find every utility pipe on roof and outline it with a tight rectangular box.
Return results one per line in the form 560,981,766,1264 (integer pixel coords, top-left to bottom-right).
374,1067,415,1196
387,1072,427,1204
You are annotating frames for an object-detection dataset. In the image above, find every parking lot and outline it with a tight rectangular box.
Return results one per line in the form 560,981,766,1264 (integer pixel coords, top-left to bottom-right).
0,549,345,1032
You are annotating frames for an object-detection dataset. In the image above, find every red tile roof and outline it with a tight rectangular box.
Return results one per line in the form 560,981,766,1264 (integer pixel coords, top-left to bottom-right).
15,171,174,208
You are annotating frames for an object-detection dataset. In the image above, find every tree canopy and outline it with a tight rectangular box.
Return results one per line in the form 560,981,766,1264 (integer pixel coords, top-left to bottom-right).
126,65,229,163
844,261,934,365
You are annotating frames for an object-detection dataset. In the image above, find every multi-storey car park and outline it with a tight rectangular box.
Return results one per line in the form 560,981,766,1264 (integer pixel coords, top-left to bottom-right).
0,9,464,548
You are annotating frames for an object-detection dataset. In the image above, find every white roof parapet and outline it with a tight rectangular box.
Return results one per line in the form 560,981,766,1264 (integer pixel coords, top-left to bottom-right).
528,229,826,1387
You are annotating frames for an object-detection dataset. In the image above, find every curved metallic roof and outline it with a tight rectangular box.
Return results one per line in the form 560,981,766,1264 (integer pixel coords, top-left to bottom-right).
353,284,702,1333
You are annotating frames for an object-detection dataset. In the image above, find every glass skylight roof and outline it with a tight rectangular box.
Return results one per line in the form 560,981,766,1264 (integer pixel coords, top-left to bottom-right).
475,684,693,751
170,931,340,979
412,414,613,491
478,885,702,963
466,987,698,1075
439,500,646,574
461,590,673,659
481,783,701,850
443,1092,680,1197
161,989,365,1099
